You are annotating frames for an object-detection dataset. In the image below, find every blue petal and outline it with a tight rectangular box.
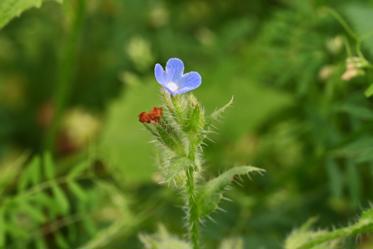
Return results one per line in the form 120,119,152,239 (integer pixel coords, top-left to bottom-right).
166,58,184,82
179,71,202,89
154,63,166,85
172,72,202,95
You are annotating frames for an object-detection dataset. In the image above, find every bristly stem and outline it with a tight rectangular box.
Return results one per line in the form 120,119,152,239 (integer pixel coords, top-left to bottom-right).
185,108,201,249
185,164,200,249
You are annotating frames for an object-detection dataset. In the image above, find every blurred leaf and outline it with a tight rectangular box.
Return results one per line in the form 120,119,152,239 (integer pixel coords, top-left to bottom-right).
334,137,373,163
0,208,4,248
55,232,69,249
99,82,160,184
43,152,55,180
67,180,86,200
52,183,69,215
325,159,343,199
219,237,244,249
0,153,28,192
139,224,191,249
364,83,373,97
19,156,41,191
20,201,46,223
0,0,62,29
78,220,126,249
68,160,89,179
338,103,373,120
346,160,361,208
35,236,48,249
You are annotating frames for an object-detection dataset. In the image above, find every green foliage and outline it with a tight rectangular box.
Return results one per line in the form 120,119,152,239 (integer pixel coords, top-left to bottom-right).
0,152,138,249
0,153,94,248
0,0,61,29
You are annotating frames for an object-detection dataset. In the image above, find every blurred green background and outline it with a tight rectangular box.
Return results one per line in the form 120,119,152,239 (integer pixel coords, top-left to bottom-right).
0,0,373,248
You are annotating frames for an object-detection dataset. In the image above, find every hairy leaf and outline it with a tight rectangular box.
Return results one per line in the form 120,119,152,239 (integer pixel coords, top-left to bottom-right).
285,218,341,249
210,96,234,121
285,208,373,249
198,166,265,217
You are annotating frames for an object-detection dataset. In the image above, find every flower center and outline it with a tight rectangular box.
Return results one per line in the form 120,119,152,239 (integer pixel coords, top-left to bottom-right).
167,82,179,92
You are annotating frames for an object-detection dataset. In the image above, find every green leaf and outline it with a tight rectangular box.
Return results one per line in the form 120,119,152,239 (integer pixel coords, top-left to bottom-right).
364,83,373,97
20,202,46,223
338,103,373,120
67,181,86,200
333,137,373,163
43,152,55,180
325,159,342,199
52,183,69,215
81,216,96,236
68,160,90,179
198,166,265,217
346,160,361,208
19,156,41,191
0,152,28,192
55,232,69,249
0,0,62,29
35,236,48,249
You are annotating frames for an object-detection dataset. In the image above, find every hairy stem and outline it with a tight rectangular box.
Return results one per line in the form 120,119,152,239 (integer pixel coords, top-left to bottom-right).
299,221,373,249
185,165,200,249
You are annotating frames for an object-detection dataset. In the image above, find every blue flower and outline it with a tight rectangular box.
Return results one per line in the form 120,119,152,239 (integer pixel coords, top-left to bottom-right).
154,58,202,95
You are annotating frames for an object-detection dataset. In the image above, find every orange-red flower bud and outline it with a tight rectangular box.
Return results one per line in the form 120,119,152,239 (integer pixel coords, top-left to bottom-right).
138,107,163,124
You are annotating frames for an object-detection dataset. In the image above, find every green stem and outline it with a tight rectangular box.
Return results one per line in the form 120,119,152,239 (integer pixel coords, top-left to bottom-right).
322,7,359,42
170,94,201,248
185,165,200,249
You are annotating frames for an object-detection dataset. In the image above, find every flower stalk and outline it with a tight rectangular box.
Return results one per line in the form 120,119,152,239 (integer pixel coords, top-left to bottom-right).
139,58,264,249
